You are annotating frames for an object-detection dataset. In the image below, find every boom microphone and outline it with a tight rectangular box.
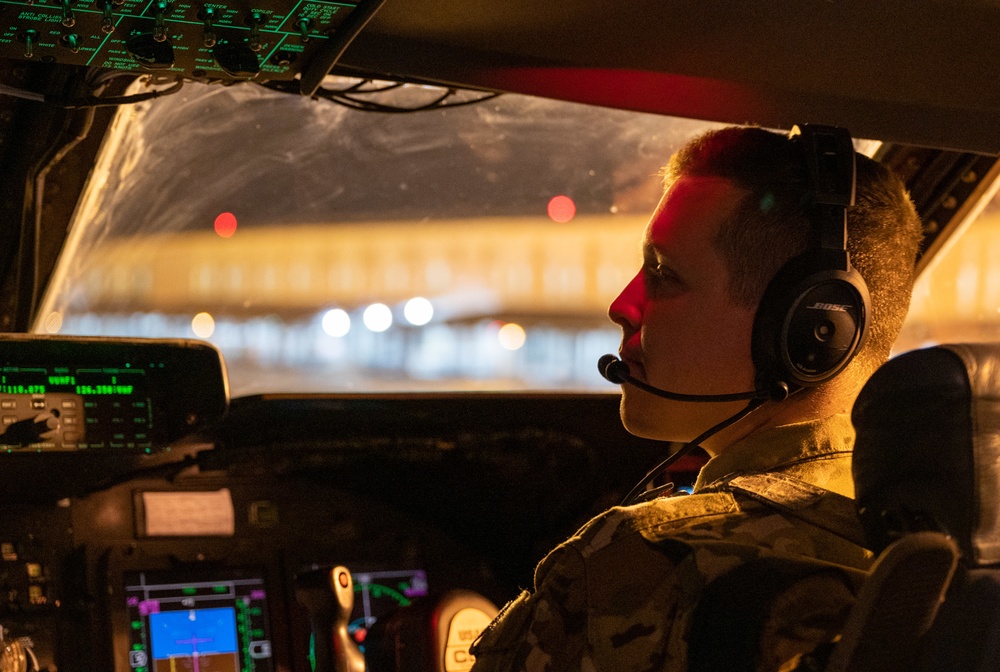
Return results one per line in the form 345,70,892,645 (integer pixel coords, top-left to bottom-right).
598,354,785,402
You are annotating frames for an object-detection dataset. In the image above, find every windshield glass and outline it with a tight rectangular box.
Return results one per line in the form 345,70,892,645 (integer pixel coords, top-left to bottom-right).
37,81,726,395
896,191,1000,350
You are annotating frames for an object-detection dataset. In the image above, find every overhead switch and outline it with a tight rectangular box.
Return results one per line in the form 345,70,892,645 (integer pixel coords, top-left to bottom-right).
153,1,169,42
19,30,38,59
101,1,115,34
247,11,265,52
61,33,80,53
201,7,217,47
296,17,312,42
61,0,75,28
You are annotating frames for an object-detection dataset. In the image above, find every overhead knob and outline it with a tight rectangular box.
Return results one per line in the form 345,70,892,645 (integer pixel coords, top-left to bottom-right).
125,32,175,69
211,41,259,78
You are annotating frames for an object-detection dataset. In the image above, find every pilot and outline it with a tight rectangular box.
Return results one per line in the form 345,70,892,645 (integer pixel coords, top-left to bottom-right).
469,126,923,671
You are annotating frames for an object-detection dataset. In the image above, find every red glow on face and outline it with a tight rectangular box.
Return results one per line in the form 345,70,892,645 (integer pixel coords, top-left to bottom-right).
214,212,238,238
547,195,576,223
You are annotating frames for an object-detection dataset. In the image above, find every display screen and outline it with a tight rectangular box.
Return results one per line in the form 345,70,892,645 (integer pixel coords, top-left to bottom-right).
124,571,273,672
0,336,227,453
349,569,429,650
0,364,156,451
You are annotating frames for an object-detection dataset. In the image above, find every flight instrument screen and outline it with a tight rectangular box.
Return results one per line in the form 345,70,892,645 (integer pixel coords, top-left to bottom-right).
124,571,273,672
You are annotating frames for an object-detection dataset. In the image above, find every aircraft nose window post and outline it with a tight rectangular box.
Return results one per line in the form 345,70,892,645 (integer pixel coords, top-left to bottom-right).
601,124,870,506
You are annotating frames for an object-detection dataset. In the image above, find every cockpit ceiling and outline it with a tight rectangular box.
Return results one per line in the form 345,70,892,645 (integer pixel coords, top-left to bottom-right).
338,0,1000,154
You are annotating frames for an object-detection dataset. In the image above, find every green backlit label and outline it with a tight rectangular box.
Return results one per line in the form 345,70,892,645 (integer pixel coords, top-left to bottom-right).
75,384,134,395
48,375,75,385
0,385,45,394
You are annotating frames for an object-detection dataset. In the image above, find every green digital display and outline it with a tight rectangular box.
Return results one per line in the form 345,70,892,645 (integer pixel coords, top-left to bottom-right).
0,337,228,454
0,364,157,451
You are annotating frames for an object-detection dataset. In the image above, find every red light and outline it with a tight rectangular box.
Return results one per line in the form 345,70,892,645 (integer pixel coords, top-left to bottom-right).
214,212,238,238
547,195,576,223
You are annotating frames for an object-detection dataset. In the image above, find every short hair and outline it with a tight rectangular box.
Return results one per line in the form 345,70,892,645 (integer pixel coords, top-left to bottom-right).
662,126,923,378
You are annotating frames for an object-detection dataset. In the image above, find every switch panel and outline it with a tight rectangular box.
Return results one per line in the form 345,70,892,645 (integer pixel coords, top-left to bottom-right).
0,0,362,81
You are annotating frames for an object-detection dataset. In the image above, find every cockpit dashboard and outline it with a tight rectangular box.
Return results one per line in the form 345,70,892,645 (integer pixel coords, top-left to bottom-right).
0,335,667,672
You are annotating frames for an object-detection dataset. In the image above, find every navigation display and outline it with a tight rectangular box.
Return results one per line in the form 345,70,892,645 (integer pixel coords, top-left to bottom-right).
124,571,273,672
350,569,429,649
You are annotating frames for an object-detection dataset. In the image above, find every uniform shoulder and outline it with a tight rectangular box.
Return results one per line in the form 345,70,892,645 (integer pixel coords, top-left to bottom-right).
555,491,743,560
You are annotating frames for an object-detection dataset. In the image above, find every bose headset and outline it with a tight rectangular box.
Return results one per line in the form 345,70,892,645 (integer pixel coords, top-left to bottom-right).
750,124,871,396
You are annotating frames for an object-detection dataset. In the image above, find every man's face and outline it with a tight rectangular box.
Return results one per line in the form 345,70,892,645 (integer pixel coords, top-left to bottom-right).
608,175,759,442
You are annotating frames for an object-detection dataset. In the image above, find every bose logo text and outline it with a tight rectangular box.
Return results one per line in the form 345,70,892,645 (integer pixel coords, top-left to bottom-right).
807,302,851,312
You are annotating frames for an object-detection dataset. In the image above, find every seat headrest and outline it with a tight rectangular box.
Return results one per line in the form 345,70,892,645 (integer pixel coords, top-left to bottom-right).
852,343,1000,565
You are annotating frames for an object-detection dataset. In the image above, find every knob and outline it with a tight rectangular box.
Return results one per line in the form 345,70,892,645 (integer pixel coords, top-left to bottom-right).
366,591,499,672
125,32,175,69
0,412,59,447
0,635,36,672
211,41,259,78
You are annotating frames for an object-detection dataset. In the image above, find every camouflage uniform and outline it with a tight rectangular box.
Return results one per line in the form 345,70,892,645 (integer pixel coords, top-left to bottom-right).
470,414,873,672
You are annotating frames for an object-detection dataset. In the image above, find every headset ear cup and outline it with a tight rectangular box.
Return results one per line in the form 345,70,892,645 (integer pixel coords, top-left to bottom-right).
752,252,870,389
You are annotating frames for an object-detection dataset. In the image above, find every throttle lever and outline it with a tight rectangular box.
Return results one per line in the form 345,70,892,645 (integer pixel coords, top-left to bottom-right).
295,566,366,672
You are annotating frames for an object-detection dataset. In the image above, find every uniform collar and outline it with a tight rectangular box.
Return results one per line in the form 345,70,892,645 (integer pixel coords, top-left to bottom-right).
693,414,855,494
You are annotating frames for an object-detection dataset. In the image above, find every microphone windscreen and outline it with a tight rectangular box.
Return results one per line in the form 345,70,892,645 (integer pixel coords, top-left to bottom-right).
598,354,631,384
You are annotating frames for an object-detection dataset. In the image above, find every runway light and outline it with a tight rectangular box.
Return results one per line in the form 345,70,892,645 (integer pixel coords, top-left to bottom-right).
214,212,238,238
547,195,576,223
498,323,526,350
363,303,393,332
322,308,351,337
404,297,434,326
192,312,215,338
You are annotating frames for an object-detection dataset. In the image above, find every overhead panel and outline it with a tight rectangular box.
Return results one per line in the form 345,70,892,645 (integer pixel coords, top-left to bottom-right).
0,0,376,81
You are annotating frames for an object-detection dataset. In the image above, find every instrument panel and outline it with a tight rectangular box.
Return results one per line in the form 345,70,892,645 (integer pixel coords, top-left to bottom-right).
0,0,372,82
0,336,226,452
0,337,668,672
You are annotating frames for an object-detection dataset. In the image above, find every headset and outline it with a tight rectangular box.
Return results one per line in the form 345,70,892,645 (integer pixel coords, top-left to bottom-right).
750,124,871,393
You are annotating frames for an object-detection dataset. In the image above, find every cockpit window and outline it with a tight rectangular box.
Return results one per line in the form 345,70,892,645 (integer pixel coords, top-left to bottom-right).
35,80,724,395
896,192,1000,351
